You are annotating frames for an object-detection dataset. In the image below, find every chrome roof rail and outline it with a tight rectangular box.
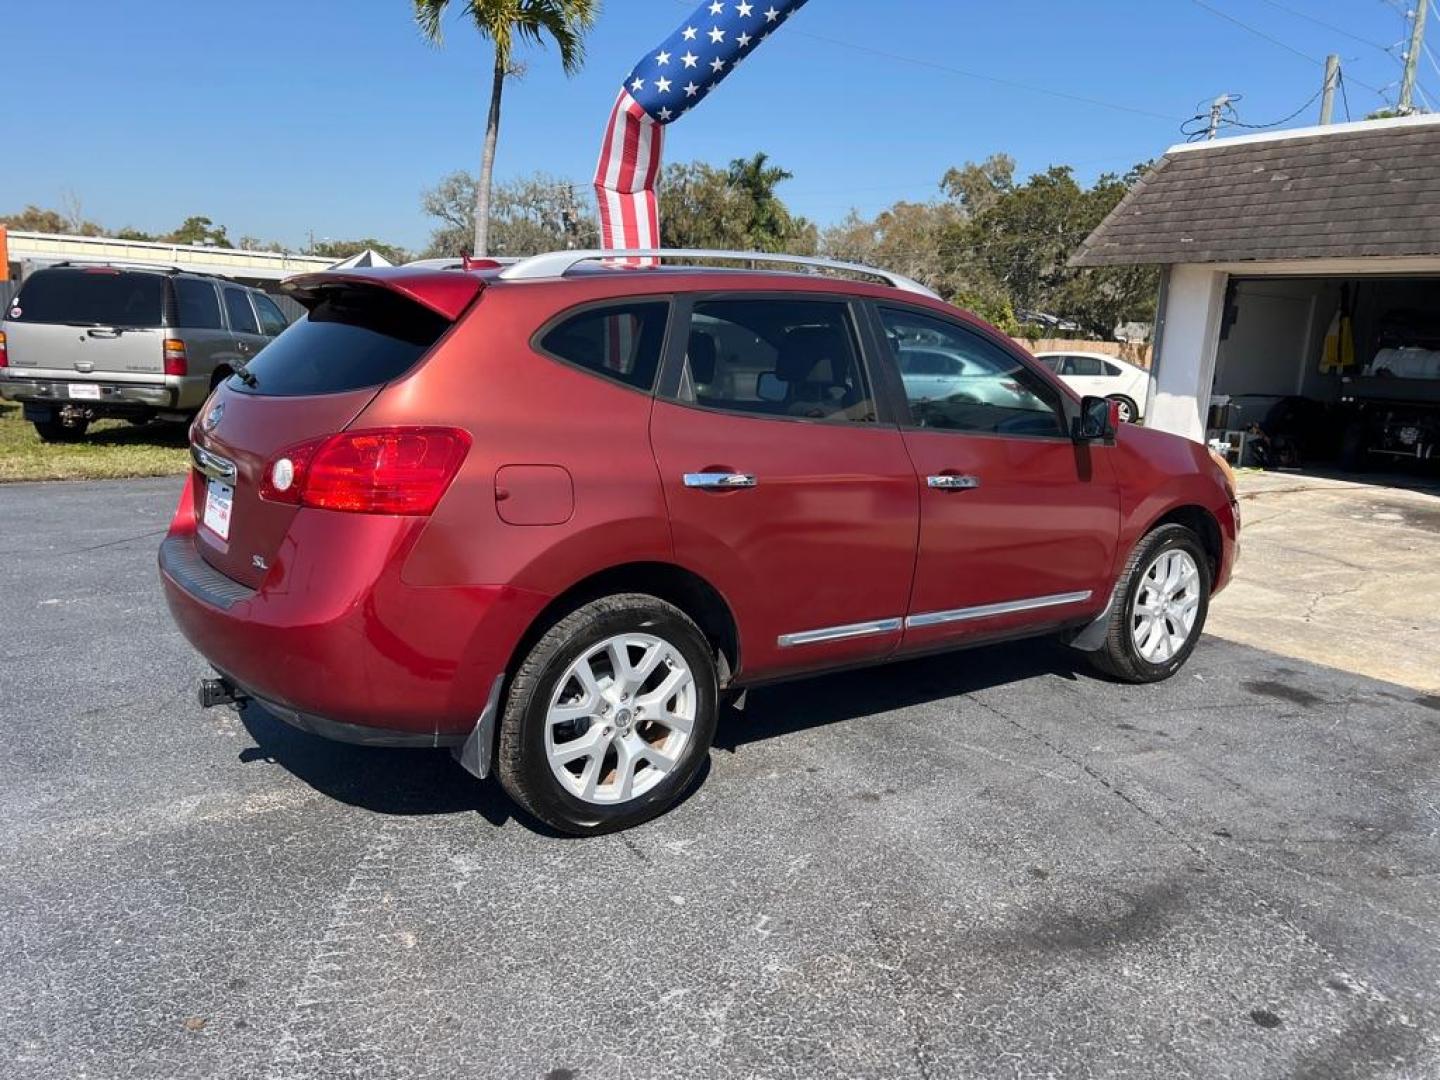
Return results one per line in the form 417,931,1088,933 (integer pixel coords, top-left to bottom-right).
496,249,939,298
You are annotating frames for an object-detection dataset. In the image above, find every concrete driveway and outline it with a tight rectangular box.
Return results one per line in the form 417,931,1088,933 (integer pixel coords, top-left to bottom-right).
2,477,1438,1079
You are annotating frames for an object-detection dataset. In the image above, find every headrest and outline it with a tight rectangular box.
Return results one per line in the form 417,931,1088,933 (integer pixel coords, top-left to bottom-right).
687,331,718,383
777,325,849,384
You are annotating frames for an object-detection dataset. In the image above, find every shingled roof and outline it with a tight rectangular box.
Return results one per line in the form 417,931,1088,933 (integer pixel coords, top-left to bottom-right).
1072,115,1440,267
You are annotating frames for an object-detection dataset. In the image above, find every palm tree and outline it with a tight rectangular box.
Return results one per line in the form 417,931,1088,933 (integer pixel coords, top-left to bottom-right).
414,0,599,257
726,152,796,252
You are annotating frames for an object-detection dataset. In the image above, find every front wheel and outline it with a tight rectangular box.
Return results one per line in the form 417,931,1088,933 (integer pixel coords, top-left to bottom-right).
496,594,719,835
1088,524,1211,684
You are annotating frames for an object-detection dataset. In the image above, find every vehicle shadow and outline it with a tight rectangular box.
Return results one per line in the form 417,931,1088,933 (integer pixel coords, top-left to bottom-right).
716,637,1088,751
234,637,1085,833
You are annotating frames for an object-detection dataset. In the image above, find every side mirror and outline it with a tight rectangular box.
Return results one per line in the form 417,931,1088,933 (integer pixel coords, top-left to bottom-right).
756,371,787,403
1072,395,1117,443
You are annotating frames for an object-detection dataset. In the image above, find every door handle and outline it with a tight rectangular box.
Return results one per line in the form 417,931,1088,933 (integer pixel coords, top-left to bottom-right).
683,472,758,489
927,474,980,491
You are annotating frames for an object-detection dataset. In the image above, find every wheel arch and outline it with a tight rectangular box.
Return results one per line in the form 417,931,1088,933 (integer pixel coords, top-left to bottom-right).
1146,504,1223,588
504,561,741,691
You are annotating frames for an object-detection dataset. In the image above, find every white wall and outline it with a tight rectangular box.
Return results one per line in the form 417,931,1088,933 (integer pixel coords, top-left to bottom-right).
1148,264,1229,442
1213,279,1331,398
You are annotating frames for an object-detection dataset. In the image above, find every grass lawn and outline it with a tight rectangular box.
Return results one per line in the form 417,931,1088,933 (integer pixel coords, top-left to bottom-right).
0,400,190,483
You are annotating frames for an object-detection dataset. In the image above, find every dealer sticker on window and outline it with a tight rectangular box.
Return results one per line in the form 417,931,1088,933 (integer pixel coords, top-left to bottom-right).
203,479,234,541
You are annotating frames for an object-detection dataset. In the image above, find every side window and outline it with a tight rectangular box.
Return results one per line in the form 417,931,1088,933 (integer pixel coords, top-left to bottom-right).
173,278,223,330
1102,360,1124,377
1036,355,1062,373
1062,355,1105,377
223,287,259,335
879,306,1066,438
538,301,668,391
252,293,289,337
670,298,875,423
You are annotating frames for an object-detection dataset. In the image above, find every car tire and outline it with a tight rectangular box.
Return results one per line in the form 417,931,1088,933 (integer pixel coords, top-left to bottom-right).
1107,395,1139,424
1088,524,1211,684
496,593,719,835
33,416,90,443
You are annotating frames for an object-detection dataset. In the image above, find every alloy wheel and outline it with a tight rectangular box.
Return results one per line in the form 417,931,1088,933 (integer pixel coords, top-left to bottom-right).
544,633,696,805
1130,549,1201,663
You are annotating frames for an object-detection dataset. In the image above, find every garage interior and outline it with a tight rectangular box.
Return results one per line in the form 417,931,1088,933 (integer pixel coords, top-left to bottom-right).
1212,274,1440,469
1072,114,1440,475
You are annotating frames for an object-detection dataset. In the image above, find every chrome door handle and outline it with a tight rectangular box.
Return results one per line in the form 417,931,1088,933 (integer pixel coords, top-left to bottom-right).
683,472,758,489
927,474,980,491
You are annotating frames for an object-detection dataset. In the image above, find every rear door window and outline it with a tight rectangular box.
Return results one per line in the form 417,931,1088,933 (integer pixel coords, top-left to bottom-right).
223,288,259,335
10,268,164,327
173,278,224,329
228,284,450,397
668,298,876,423
252,293,289,336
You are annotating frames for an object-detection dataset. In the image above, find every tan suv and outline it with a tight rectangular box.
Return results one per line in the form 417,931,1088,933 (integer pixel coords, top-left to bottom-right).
0,263,289,441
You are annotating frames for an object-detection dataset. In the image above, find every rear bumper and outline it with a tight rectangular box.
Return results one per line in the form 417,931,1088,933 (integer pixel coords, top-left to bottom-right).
0,372,209,412
158,483,550,745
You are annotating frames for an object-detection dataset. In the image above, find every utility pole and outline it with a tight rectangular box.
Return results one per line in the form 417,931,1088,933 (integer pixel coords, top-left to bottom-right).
1206,94,1232,140
1400,0,1430,114
1320,54,1340,124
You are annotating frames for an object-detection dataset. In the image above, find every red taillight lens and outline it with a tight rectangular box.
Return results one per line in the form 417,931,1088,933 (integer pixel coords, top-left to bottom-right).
0,330,8,369
259,427,471,516
163,338,187,376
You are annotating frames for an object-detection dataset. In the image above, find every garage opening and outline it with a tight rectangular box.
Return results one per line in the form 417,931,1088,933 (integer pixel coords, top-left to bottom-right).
1210,275,1440,472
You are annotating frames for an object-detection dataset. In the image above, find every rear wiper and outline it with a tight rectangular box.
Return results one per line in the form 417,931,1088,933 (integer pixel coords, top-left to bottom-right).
231,363,257,388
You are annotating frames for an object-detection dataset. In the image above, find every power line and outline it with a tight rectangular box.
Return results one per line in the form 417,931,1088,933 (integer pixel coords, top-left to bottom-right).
1187,0,1391,101
1339,68,1354,121
663,0,1183,123
1188,0,1322,63
1252,0,1394,53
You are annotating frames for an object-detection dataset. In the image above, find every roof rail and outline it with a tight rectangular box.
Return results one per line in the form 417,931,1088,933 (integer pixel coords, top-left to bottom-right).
49,258,189,275
496,249,940,298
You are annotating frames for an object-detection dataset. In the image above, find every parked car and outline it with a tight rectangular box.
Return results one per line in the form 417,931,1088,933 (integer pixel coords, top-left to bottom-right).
897,345,1060,436
1034,350,1149,423
0,263,289,441
160,251,1240,835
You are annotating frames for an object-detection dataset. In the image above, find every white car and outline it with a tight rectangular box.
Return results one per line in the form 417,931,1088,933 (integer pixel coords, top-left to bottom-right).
1035,351,1149,423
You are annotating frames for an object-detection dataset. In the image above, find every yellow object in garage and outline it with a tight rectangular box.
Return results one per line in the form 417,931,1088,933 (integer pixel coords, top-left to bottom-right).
1320,306,1356,373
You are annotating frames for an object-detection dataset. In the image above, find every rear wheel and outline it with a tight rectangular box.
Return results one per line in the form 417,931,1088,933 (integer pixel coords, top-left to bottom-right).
497,594,719,835
1107,395,1139,423
1089,524,1211,684
33,415,90,443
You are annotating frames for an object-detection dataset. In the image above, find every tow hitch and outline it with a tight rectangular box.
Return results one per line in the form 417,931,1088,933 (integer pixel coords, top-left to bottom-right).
198,676,247,710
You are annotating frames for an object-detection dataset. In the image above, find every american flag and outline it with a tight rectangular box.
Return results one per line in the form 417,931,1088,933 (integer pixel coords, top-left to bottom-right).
593,1,810,258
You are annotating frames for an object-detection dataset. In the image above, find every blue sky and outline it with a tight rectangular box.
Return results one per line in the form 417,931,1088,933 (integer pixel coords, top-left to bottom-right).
1,0,1428,252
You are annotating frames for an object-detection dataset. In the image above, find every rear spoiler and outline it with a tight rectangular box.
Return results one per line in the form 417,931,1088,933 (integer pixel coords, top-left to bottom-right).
280,267,486,322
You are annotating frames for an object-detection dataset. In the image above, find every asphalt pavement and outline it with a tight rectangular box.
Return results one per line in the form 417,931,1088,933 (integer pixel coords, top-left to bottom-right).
2,476,1438,1079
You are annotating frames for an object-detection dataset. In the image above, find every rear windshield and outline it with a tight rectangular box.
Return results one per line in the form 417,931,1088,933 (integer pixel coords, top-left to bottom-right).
228,285,450,397
10,268,164,328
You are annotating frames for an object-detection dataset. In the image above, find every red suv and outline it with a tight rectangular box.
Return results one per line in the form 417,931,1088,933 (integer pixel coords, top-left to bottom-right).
160,251,1239,834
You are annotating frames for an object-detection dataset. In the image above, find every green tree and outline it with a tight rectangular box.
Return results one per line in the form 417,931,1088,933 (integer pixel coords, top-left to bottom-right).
942,160,1156,338
659,157,816,254
1,205,102,235
421,171,597,257
414,0,599,257
164,216,230,247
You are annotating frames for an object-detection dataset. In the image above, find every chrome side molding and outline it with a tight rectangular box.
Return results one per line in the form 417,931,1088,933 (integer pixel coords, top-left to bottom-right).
905,591,1093,630
778,618,902,648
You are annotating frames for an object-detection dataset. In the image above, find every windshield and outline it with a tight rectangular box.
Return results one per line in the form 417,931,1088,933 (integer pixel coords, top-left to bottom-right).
228,285,450,397
10,268,165,328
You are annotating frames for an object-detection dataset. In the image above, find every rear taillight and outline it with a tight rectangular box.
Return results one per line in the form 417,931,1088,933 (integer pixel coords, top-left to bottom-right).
0,331,8,369
259,427,471,515
163,338,188,376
